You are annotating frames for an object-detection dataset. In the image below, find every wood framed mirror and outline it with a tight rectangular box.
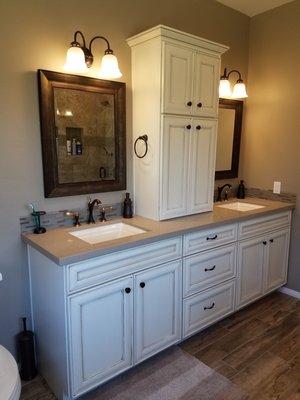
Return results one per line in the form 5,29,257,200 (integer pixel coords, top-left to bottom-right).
38,70,126,197
215,99,243,180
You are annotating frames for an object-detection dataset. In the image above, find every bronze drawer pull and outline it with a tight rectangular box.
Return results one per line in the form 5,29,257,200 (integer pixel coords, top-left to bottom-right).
206,235,218,240
204,302,215,310
205,265,216,272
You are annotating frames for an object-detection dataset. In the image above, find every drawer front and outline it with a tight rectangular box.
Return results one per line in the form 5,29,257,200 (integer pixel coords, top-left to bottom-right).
67,237,182,293
183,223,237,255
183,280,235,338
183,244,236,297
239,211,291,240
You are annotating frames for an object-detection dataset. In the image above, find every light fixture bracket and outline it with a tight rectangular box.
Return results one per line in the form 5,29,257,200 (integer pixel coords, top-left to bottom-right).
69,31,113,68
221,68,243,83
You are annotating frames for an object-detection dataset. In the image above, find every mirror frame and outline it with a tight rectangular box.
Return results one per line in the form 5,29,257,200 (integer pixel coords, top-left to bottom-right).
215,98,243,180
38,69,126,197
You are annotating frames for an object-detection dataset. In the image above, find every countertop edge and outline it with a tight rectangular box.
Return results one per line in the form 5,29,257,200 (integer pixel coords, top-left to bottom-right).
22,201,295,266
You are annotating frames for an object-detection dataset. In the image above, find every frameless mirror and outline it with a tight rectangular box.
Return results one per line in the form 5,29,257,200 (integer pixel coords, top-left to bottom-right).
215,99,243,180
38,70,126,197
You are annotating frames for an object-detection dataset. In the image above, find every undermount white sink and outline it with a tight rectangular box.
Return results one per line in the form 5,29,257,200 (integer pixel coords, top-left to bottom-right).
69,222,146,244
217,201,266,212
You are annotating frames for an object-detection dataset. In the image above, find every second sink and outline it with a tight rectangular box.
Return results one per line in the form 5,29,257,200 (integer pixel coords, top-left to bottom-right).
217,201,266,212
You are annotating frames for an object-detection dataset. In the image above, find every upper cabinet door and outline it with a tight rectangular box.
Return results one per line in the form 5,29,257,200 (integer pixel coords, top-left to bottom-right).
160,115,190,219
193,53,220,118
134,261,182,363
265,229,290,293
187,119,217,215
163,44,194,115
69,277,133,397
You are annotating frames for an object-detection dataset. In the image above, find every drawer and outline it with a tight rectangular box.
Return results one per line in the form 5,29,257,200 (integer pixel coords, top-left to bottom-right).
238,211,291,240
67,237,182,293
183,280,235,338
183,244,236,297
183,223,237,255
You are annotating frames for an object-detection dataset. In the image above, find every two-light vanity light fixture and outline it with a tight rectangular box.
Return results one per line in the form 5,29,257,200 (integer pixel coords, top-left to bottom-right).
64,31,122,79
219,68,248,99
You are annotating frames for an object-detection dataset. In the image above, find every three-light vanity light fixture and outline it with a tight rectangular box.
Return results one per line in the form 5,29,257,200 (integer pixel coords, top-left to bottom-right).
64,31,122,79
219,68,248,99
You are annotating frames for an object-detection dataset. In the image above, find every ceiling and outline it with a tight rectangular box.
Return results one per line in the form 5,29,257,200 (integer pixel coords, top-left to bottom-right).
216,0,295,17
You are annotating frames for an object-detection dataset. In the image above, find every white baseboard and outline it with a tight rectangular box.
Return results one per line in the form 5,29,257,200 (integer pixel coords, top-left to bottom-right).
279,286,300,299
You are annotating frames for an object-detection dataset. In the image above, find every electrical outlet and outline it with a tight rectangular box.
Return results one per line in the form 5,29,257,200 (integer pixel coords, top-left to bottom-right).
273,181,281,194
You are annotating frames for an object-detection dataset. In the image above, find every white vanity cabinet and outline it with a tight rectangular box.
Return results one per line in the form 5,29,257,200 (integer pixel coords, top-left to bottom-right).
236,212,291,309
69,260,182,397
27,209,292,399
127,25,228,220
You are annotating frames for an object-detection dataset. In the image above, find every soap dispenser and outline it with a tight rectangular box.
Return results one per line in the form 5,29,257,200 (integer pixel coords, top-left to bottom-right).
123,193,133,218
237,180,246,199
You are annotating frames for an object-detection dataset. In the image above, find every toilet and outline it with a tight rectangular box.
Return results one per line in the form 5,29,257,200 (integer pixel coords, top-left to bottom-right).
0,345,21,400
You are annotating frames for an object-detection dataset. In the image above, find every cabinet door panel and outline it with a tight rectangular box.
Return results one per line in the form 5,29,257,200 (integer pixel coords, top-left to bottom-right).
236,237,266,309
163,44,193,115
187,119,217,214
265,229,290,293
69,277,133,397
134,261,182,363
194,53,219,117
160,116,190,219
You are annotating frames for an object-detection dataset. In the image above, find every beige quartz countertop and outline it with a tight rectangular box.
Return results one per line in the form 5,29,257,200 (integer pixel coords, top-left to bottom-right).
22,198,294,266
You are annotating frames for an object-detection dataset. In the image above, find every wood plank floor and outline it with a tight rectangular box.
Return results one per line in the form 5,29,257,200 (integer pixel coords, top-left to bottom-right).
21,291,300,399
180,291,300,399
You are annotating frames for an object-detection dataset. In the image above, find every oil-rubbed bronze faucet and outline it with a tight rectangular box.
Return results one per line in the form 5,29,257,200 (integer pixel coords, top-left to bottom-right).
88,197,101,224
216,184,232,202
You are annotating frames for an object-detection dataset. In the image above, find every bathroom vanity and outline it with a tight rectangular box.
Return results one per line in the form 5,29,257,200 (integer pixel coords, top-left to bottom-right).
23,199,293,399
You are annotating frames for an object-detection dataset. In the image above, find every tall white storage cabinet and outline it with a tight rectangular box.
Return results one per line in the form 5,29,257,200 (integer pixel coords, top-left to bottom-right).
127,26,228,220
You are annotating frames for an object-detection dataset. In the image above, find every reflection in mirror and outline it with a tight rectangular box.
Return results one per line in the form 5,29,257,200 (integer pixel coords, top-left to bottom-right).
215,99,243,180
38,70,126,197
54,88,116,184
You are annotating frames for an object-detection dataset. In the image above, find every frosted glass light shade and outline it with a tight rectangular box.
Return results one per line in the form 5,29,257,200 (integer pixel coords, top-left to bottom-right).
219,79,232,98
98,54,122,79
232,82,248,99
64,46,88,73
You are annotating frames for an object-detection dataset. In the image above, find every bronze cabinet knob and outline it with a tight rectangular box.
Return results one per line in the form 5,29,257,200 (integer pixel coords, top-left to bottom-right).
187,101,192,106
186,124,191,130
197,102,202,108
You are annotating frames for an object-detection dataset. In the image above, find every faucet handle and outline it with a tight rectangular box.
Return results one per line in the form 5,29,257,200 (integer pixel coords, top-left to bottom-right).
66,211,81,227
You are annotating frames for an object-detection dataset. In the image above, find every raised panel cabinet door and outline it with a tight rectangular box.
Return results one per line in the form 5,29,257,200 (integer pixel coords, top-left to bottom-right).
134,261,182,363
163,43,194,115
193,53,220,117
187,119,217,215
265,228,290,293
236,237,266,309
69,277,133,397
160,115,190,219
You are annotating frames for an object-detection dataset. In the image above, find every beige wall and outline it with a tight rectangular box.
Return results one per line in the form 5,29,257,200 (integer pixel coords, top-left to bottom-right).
241,0,300,290
0,0,249,354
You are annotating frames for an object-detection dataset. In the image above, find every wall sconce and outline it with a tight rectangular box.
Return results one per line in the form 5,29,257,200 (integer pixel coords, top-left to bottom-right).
64,31,122,79
219,68,248,99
